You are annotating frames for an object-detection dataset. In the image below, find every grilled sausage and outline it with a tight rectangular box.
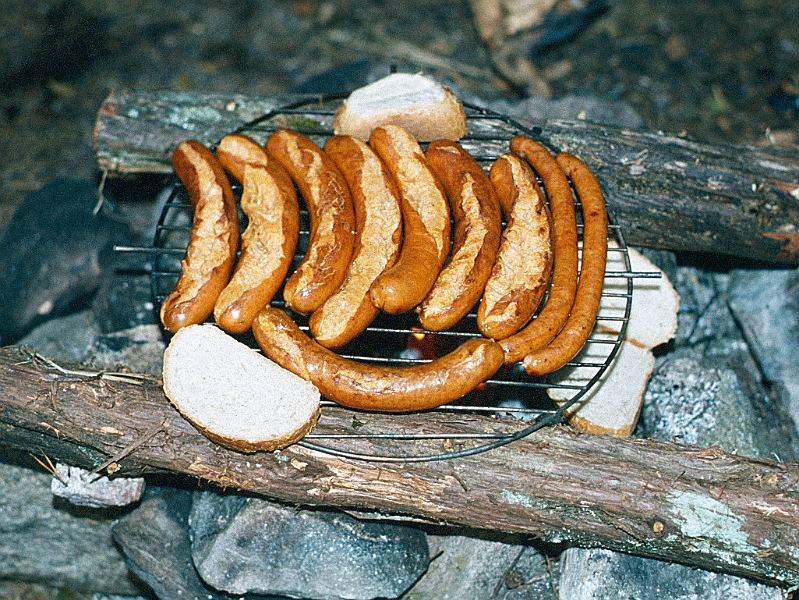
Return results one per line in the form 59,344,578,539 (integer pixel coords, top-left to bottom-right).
211,134,300,334
499,136,579,364
253,306,505,412
160,140,239,334
477,153,553,340
522,152,608,376
368,125,451,314
418,140,503,331
266,129,356,315
308,135,403,348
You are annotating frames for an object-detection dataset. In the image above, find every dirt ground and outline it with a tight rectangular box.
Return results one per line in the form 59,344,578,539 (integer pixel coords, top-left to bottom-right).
1,0,798,233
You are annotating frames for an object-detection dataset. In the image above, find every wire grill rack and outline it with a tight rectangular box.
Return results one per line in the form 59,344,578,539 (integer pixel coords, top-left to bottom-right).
139,96,657,462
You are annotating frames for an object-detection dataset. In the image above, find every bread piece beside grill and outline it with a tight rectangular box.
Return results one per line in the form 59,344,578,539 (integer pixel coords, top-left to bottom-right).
547,247,679,437
163,323,320,452
333,73,467,142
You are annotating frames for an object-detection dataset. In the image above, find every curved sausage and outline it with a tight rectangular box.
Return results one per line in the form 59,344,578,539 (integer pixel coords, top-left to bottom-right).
418,140,503,331
308,135,403,348
212,133,300,333
253,307,505,413
368,125,451,315
477,153,553,340
160,140,239,334
499,136,579,364
266,129,356,315
522,152,608,376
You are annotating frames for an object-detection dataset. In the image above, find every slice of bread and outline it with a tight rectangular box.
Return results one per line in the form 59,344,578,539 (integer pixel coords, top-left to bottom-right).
333,73,467,142
547,246,680,437
163,324,320,452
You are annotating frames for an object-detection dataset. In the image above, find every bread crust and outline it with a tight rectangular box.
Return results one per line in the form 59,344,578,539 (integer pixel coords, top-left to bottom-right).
308,135,403,348
332,73,467,142
478,153,553,340
253,307,504,413
160,140,239,334
213,133,300,334
368,125,451,314
418,140,502,331
266,130,356,315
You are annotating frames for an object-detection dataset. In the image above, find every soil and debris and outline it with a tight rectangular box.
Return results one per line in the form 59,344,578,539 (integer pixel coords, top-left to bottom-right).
1,0,798,231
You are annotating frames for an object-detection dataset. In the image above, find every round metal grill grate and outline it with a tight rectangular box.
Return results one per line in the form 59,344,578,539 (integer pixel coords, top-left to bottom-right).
145,96,654,462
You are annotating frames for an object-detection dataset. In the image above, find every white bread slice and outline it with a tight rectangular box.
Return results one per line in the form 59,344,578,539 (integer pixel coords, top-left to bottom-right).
333,73,467,142
547,246,679,437
163,324,320,452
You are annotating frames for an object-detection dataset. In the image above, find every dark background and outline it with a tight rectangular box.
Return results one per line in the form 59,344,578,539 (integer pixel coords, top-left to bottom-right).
1,0,798,232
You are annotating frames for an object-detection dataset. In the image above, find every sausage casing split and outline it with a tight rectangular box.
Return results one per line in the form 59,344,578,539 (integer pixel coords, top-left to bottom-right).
418,140,502,331
160,140,239,334
499,136,579,364
212,133,300,334
253,307,505,412
478,153,553,340
308,135,403,348
266,129,356,315
368,125,451,315
522,152,608,376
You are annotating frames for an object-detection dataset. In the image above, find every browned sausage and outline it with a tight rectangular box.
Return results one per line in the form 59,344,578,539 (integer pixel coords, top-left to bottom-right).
212,133,300,334
308,135,403,348
253,307,505,412
368,125,451,315
499,136,579,364
265,129,356,315
522,152,608,376
477,153,553,340
418,140,503,331
160,140,239,334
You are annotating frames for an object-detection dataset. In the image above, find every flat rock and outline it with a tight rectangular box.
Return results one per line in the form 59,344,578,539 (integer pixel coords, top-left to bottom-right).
403,532,557,600
189,491,430,600
559,548,783,600
111,488,259,600
727,267,799,431
0,452,139,594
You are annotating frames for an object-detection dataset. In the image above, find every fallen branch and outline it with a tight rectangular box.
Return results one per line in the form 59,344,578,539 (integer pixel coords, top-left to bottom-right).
93,89,799,265
0,345,797,587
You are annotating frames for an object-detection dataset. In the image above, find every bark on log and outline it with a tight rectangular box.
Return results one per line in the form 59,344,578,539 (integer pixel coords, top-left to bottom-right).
93,89,799,265
1,346,797,588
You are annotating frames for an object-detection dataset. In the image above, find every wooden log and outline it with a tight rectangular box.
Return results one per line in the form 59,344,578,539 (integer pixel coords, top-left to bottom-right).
1,345,797,588
93,89,799,265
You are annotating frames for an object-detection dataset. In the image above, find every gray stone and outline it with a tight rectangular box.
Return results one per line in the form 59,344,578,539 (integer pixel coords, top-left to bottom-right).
20,317,166,376
403,533,557,600
640,351,797,461
189,491,429,600
18,309,102,364
0,178,132,345
51,464,145,509
559,548,783,600
0,452,139,594
112,488,256,600
727,267,799,431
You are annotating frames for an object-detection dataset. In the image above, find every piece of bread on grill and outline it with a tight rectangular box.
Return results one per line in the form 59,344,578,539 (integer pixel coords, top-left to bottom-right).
333,73,467,142
162,324,320,452
547,246,679,437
